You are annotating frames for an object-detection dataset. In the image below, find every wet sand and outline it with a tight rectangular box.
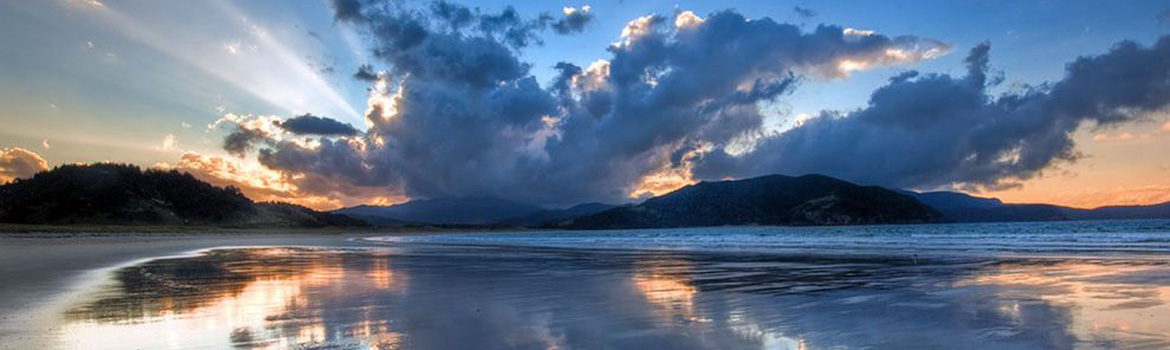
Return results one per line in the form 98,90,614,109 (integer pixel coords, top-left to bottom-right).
3,230,1170,349
0,232,385,349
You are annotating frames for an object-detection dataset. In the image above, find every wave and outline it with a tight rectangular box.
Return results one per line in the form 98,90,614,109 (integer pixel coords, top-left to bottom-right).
364,220,1170,257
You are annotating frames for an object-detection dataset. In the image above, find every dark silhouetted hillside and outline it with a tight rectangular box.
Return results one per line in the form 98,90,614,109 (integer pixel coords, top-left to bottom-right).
0,163,365,227
568,174,942,229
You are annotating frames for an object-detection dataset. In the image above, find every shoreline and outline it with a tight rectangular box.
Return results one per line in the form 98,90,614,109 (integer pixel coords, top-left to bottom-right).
0,223,523,235
3,217,1165,235
0,232,390,350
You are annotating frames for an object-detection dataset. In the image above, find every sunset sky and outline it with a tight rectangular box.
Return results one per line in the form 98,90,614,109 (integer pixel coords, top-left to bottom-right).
1,0,1169,210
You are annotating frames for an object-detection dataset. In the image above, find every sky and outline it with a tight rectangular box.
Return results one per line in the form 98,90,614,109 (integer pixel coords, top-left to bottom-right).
1,0,1169,210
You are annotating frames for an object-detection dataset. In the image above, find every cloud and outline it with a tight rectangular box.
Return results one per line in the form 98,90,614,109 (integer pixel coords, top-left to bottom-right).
693,38,1170,192
1092,132,1139,142
171,152,405,210
160,134,178,151
41,139,51,150
223,129,266,156
1092,121,1170,142
223,40,241,55
354,64,379,82
67,0,104,9
1013,186,1170,209
793,6,817,18
1159,9,1170,25
0,147,49,184
210,114,285,157
551,5,594,34
329,0,364,23
674,11,703,29
224,7,949,207
278,114,362,136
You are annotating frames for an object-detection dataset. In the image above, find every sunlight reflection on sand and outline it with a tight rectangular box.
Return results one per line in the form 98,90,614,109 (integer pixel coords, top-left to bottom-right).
61,248,407,350
959,260,1170,348
52,245,1170,350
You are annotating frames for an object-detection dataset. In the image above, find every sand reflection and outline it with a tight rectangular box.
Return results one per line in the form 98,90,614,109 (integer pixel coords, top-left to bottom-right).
631,257,809,350
62,248,407,350
959,260,1170,348
632,259,699,321
54,244,1170,350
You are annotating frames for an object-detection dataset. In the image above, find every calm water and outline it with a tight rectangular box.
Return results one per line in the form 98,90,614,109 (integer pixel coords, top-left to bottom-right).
53,221,1170,349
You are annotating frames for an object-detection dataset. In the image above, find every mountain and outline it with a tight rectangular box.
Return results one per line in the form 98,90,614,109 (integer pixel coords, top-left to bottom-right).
908,191,1003,211
1082,202,1170,220
568,174,942,229
498,202,617,226
332,197,544,225
904,191,1170,222
0,163,366,227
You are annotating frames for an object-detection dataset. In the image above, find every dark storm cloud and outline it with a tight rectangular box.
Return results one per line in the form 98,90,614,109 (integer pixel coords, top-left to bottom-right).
793,6,817,18
694,38,1170,191
225,5,951,206
430,0,475,30
551,6,594,34
353,64,378,82
329,0,364,23
278,114,361,136
550,61,581,94
223,128,267,157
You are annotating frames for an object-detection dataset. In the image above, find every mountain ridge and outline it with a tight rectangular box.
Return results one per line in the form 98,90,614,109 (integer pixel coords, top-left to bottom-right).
904,191,1170,222
566,174,942,229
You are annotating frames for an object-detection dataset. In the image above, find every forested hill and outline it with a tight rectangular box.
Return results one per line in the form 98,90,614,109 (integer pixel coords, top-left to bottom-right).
0,163,365,227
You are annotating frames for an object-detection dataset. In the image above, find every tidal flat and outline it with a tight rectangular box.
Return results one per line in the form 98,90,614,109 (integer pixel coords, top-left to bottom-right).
4,221,1170,350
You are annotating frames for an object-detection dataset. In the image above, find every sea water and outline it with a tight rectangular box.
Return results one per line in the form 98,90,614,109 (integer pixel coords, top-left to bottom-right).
368,220,1170,257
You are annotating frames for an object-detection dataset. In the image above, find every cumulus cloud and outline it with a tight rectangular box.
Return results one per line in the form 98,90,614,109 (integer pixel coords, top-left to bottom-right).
0,147,49,184
551,5,594,34
220,6,950,207
693,38,1170,192
278,114,361,136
